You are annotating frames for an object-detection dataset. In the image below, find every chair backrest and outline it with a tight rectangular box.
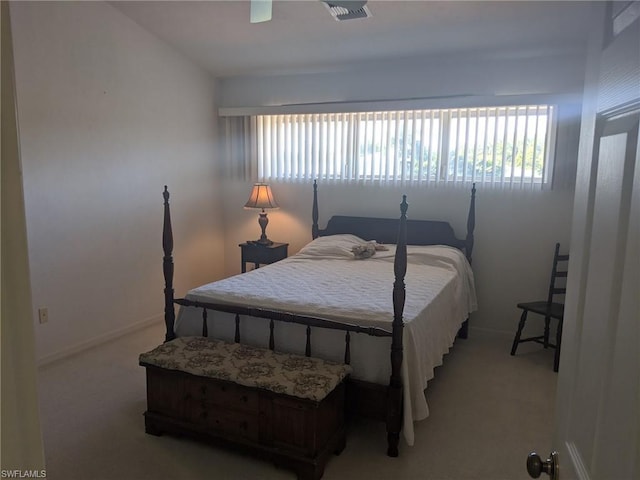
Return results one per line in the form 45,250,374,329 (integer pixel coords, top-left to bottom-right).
547,243,570,305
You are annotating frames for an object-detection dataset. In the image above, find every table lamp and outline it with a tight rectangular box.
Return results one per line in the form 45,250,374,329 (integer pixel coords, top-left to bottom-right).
244,183,279,245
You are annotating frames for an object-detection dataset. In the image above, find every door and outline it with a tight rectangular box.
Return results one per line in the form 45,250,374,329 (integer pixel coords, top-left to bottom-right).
536,3,640,480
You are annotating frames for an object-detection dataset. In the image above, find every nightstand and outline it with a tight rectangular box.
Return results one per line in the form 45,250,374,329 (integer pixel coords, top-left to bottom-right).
239,242,288,273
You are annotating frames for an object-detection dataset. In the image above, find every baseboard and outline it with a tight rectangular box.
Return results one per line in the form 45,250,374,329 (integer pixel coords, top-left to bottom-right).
37,314,163,367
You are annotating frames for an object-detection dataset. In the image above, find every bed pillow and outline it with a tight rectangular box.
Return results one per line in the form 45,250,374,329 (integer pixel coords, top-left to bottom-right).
297,234,367,258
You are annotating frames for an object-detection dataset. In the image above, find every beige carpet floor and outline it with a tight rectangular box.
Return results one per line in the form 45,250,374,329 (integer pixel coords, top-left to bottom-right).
37,322,556,480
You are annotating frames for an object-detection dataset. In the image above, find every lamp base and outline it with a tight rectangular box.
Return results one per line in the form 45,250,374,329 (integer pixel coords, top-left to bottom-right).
253,211,273,246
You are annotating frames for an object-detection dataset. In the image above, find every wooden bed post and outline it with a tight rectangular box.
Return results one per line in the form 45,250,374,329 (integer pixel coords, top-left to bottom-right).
387,195,408,457
312,180,319,239
163,186,176,342
465,183,476,264
457,183,477,340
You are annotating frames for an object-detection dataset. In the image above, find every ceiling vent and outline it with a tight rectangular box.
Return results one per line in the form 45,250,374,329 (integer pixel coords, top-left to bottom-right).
323,1,371,21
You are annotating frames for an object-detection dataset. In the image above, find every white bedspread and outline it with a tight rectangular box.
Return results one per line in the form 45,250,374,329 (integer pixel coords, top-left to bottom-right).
174,235,477,446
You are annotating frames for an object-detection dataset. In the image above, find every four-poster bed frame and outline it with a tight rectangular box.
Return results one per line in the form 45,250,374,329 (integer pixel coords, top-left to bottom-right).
160,181,476,457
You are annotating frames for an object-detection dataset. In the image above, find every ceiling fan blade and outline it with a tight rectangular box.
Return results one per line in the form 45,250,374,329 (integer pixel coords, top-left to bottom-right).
250,0,272,23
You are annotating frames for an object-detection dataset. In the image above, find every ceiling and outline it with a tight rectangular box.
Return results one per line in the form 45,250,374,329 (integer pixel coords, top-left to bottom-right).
112,0,596,78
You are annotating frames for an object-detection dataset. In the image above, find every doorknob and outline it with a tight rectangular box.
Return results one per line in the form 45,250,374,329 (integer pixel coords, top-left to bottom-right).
527,451,559,479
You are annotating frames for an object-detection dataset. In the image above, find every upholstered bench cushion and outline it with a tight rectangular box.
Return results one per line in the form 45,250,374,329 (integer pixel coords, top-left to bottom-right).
139,337,352,402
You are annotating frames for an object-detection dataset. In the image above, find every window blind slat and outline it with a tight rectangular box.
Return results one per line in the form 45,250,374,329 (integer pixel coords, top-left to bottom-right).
320,114,327,180
295,115,301,180
374,112,379,181
520,107,530,188
342,114,349,180
500,108,509,187
439,110,449,182
418,110,426,184
452,110,461,184
332,114,338,182
284,115,291,180
530,106,540,190
305,116,311,180
401,111,409,184
427,110,435,186
543,106,555,188
393,113,400,185
364,112,370,181
410,111,417,183
384,111,391,184
510,107,520,188
540,106,550,188
481,108,489,186
462,108,471,184
311,115,318,180
272,115,279,179
347,114,353,181
471,109,480,184
262,115,269,179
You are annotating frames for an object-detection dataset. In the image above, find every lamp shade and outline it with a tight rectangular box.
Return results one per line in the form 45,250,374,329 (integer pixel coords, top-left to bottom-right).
244,183,279,210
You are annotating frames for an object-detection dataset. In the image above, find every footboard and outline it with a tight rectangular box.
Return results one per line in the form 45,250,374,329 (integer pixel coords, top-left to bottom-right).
171,298,397,444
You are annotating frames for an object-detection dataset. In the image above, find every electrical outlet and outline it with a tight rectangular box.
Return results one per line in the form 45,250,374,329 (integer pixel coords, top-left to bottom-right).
38,307,49,324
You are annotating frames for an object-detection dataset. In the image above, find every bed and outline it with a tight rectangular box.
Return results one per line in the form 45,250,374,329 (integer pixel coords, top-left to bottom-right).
160,181,477,457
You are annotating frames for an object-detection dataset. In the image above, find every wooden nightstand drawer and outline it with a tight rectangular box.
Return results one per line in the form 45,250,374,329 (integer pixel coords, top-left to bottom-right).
239,242,288,273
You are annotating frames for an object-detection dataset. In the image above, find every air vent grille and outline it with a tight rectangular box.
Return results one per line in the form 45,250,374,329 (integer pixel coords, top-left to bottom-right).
324,2,372,21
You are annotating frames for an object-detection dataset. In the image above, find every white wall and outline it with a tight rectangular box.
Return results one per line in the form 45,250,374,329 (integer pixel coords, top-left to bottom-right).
10,1,225,362
218,49,586,108
217,49,585,334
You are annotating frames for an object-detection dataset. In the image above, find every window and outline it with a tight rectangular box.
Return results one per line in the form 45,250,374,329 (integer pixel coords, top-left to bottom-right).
250,104,557,189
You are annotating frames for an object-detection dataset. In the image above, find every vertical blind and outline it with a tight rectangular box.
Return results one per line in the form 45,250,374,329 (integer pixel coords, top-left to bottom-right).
245,104,557,188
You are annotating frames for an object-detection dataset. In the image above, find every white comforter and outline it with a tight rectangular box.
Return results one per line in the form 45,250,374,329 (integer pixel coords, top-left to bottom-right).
175,234,477,446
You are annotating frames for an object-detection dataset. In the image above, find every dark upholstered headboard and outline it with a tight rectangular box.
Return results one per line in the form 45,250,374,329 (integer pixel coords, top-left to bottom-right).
318,215,465,250
311,180,476,262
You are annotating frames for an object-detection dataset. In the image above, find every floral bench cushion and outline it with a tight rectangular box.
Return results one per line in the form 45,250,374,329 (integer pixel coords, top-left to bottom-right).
139,337,352,402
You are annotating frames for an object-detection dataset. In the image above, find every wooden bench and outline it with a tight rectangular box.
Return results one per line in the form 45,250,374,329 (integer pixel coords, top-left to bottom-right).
139,336,351,480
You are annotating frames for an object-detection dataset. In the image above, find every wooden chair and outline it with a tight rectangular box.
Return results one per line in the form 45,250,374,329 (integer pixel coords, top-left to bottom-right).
510,243,569,372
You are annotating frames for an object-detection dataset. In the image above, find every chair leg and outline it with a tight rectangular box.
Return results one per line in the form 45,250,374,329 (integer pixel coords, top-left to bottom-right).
543,316,551,348
554,319,563,372
511,310,528,356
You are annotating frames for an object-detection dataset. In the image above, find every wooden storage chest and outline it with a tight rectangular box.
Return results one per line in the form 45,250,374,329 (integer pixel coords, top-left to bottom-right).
140,337,350,480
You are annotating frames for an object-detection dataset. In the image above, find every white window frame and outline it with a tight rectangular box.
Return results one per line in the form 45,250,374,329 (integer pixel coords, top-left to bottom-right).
224,101,560,189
